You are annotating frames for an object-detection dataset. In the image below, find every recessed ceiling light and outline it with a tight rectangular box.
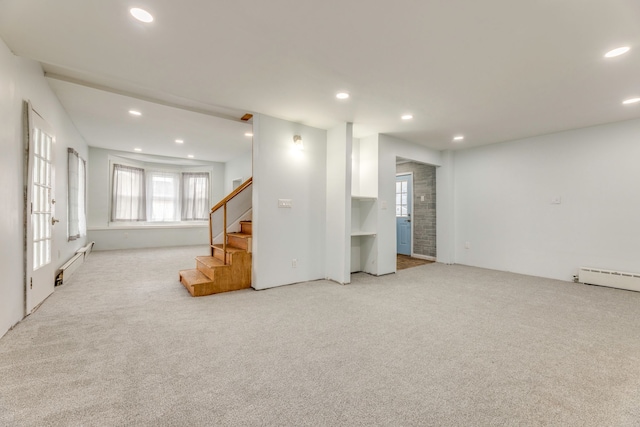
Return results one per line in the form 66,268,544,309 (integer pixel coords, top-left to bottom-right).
401,114,413,120
245,132,254,137
453,135,464,141
175,139,184,144
622,97,640,105
336,92,350,100
134,148,142,152
129,110,141,116
604,46,630,58
187,154,194,158
130,8,153,23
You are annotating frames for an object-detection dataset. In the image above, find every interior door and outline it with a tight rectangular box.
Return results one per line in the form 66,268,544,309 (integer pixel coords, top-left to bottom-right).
396,174,412,256
25,104,57,314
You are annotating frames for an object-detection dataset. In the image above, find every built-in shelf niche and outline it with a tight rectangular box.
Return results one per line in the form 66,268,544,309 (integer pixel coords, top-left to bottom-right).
351,196,376,236
351,196,377,273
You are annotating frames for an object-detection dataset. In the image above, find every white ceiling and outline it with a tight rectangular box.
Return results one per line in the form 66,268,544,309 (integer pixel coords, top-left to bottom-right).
1,0,640,154
46,78,252,162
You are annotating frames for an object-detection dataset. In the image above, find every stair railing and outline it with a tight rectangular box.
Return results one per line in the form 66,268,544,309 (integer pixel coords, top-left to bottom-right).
209,177,253,264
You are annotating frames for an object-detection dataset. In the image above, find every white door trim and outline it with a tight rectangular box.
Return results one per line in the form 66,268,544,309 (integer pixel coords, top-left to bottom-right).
396,172,414,256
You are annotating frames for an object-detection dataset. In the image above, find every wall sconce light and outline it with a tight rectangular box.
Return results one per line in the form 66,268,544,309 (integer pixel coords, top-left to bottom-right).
293,135,304,150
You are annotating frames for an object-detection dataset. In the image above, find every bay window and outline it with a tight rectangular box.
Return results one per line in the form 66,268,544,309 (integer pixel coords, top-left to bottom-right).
182,172,210,221
111,163,210,223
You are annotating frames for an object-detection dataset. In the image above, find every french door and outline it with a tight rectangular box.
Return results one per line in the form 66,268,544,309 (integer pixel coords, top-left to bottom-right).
25,103,57,314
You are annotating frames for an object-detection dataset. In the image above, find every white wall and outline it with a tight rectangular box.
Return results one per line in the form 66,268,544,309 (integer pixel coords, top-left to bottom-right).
436,150,455,264
223,148,252,194
325,123,352,284
252,114,327,289
0,40,88,338
351,137,361,196
88,226,210,251
86,147,224,250
358,134,379,197
378,134,442,275
454,118,640,281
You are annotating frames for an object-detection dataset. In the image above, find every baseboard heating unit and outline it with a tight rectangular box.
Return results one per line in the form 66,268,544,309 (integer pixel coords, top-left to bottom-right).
56,241,96,286
578,267,640,292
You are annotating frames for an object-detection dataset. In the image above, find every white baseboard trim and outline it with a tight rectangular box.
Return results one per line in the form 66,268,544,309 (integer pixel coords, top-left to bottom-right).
411,253,436,261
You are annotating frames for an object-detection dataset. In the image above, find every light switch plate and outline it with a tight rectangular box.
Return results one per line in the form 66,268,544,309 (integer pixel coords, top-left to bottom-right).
278,199,292,208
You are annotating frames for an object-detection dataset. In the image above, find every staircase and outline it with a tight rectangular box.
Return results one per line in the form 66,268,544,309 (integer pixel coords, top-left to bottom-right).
179,177,253,297
179,221,252,296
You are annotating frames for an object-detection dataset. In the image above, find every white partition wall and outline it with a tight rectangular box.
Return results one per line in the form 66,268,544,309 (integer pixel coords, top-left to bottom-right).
326,123,352,284
436,150,455,264
252,114,328,290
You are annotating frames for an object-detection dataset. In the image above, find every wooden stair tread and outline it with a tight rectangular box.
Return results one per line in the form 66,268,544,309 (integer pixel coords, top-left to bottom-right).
227,232,251,239
212,244,245,253
179,269,212,285
195,256,225,268
240,220,252,223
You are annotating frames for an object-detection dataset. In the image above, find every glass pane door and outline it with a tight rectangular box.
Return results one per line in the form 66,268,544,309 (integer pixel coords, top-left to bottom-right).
32,126,53,270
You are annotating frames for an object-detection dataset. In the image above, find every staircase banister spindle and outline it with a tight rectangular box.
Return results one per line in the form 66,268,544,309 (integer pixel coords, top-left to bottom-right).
223,203,227,265
209,209,214,256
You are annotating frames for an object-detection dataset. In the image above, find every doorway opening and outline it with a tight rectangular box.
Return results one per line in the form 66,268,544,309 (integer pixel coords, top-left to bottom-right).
395,157,437,269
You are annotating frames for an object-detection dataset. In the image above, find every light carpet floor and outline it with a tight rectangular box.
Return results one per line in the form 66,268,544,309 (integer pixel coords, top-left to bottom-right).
1,245,639,426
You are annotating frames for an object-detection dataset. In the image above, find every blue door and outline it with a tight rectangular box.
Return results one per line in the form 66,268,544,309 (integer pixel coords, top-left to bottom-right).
396,174,412,255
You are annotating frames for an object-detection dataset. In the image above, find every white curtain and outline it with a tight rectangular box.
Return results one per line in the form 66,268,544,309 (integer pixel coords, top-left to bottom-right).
112,164,146,221
146,170,181,222
182,172,210,221
68,148,86,240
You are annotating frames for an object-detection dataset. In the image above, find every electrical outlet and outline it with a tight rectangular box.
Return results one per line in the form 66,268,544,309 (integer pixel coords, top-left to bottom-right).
464,241,471,249
551,196,562,205
292,259,297,268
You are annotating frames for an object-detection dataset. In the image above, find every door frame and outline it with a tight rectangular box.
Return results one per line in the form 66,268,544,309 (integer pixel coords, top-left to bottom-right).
395,172,414,256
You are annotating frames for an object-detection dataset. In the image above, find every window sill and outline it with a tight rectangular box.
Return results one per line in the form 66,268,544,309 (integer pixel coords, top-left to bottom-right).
88,222,208,231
